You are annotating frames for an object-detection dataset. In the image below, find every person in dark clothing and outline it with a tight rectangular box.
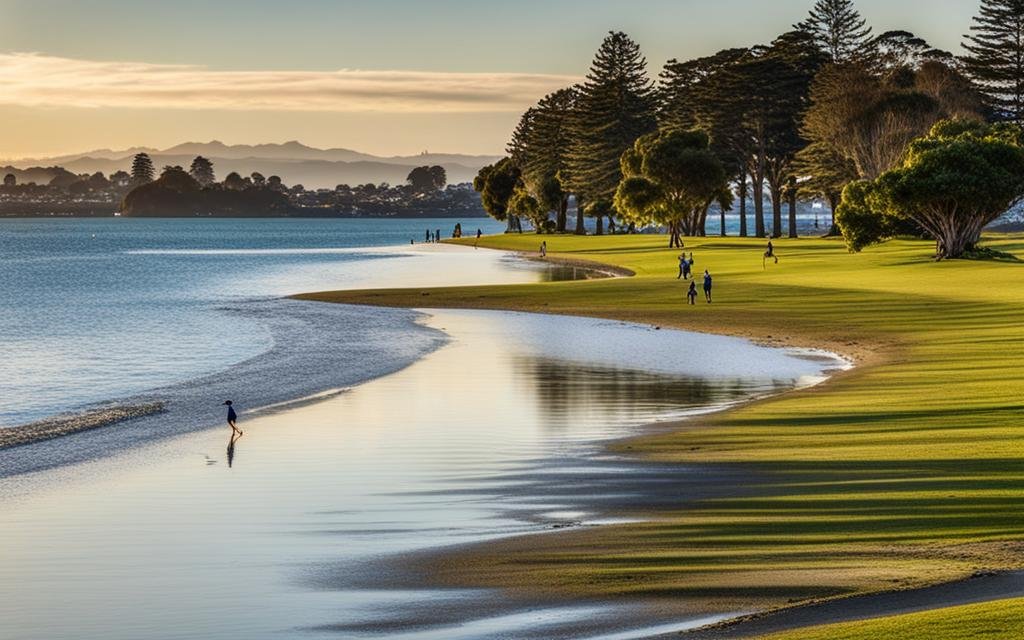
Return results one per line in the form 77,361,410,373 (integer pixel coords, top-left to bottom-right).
435,229,441,243
703,270,713,303
677,252,687,279
426,229,431,243
223,400,242,437
763,240,778,268
687,281,698,305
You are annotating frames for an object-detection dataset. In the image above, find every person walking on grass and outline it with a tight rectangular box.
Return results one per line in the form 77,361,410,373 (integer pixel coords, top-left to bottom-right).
677,252,688,279
540,240,547,258
703,270,713,303
223,400,242,437
687,280,698,305
763,240,778,269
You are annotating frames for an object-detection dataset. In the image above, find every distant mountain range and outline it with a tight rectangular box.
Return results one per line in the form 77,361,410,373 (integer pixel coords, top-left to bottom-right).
1,141,503,189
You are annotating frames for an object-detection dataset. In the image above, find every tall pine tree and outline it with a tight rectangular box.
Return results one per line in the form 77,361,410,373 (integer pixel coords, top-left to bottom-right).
521,88,577,232
130,153,155,186
961,0,1024,125
797,0,873,63
568,32,657,234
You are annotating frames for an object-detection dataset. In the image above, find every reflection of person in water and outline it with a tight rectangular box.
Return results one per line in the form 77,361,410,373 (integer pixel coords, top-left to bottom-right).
227,432,239,468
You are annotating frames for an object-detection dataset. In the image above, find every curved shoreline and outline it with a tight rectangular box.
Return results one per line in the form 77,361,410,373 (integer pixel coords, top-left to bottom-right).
298,235,1024,639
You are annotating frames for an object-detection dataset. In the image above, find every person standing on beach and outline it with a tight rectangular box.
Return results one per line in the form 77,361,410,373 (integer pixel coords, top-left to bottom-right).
426,229,431,243
436,229,441,243
703,270,713,303
223,400,242,437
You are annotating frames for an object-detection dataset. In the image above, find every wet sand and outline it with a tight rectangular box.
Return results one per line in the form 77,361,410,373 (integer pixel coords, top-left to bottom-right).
0,402,165,449
0,307,835,640
664,569,1024,639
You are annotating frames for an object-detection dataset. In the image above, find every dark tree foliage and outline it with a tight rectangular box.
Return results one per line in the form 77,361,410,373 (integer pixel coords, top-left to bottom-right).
507,107,537,168
406,165,447,192
568,31,657,232
796,0,874,63
188,156,216,186
223,172,246,191
836,119,1024,258
615,129,731,245
873,30,953,71
130,153,155,186
517,88,577,232
961,0,1024,124
473,158,523,232
761,30,828,238
4,173,16,187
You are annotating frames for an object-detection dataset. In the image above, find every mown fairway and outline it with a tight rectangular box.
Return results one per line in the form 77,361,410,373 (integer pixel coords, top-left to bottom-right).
298,232,1024,637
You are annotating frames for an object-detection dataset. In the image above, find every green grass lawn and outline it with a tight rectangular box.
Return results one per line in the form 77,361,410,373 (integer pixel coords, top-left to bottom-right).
761,597,1024,640
298,232,1024,637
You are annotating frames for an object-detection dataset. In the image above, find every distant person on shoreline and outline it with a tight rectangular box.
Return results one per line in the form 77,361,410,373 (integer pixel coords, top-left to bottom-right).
474,228,482,249
687,280,697,305
435,229,441,243
425,229,431,243
703,270,713,303
223,400,242,437
540,241,547,258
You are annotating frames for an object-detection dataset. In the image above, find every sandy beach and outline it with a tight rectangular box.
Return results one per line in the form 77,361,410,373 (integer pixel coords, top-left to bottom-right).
0,284,837,640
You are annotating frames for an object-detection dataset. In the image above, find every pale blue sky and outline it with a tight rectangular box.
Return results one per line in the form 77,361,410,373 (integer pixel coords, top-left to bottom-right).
0,0,982,158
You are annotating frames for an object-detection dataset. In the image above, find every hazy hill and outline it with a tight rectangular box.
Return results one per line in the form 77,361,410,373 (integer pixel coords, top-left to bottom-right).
3,142,501,189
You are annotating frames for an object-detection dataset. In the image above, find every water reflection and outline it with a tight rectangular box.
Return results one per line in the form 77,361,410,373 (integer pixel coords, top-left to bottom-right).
227,432,240,468
0,309,838,640
514,356,780,431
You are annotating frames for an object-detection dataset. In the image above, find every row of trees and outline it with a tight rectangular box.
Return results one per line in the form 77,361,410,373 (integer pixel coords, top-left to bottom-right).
475,0,1024,257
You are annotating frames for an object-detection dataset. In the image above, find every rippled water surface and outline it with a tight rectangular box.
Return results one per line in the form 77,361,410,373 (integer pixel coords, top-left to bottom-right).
0,217,518,427
1,307,842,640
1,218,846,639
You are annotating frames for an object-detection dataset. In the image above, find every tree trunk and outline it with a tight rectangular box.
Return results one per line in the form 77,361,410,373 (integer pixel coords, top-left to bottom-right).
739,173,748,238
787,177,798,239
770,184,783,238
754,161,766,238
575,196,586,235
557,197,568,233
827,194,840,236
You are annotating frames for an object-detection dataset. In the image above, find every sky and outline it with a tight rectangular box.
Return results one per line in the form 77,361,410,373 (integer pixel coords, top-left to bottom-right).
0,0,982,159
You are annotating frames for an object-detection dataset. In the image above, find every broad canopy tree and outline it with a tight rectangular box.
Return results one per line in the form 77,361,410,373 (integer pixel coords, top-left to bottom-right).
407,165,447,192
614,130,731,247
836,119,1024,259
473,158,524,233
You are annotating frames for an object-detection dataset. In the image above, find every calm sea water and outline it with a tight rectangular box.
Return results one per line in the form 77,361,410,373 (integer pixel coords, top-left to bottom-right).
0,217,509,430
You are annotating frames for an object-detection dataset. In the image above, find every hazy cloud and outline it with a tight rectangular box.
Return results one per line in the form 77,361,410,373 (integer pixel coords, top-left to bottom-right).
0,53,578,113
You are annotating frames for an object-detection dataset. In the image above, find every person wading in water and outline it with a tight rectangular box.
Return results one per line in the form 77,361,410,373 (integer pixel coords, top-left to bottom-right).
223,400,242,437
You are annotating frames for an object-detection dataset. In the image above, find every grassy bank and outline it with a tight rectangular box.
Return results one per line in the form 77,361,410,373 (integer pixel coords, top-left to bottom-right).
297,233,1024,637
